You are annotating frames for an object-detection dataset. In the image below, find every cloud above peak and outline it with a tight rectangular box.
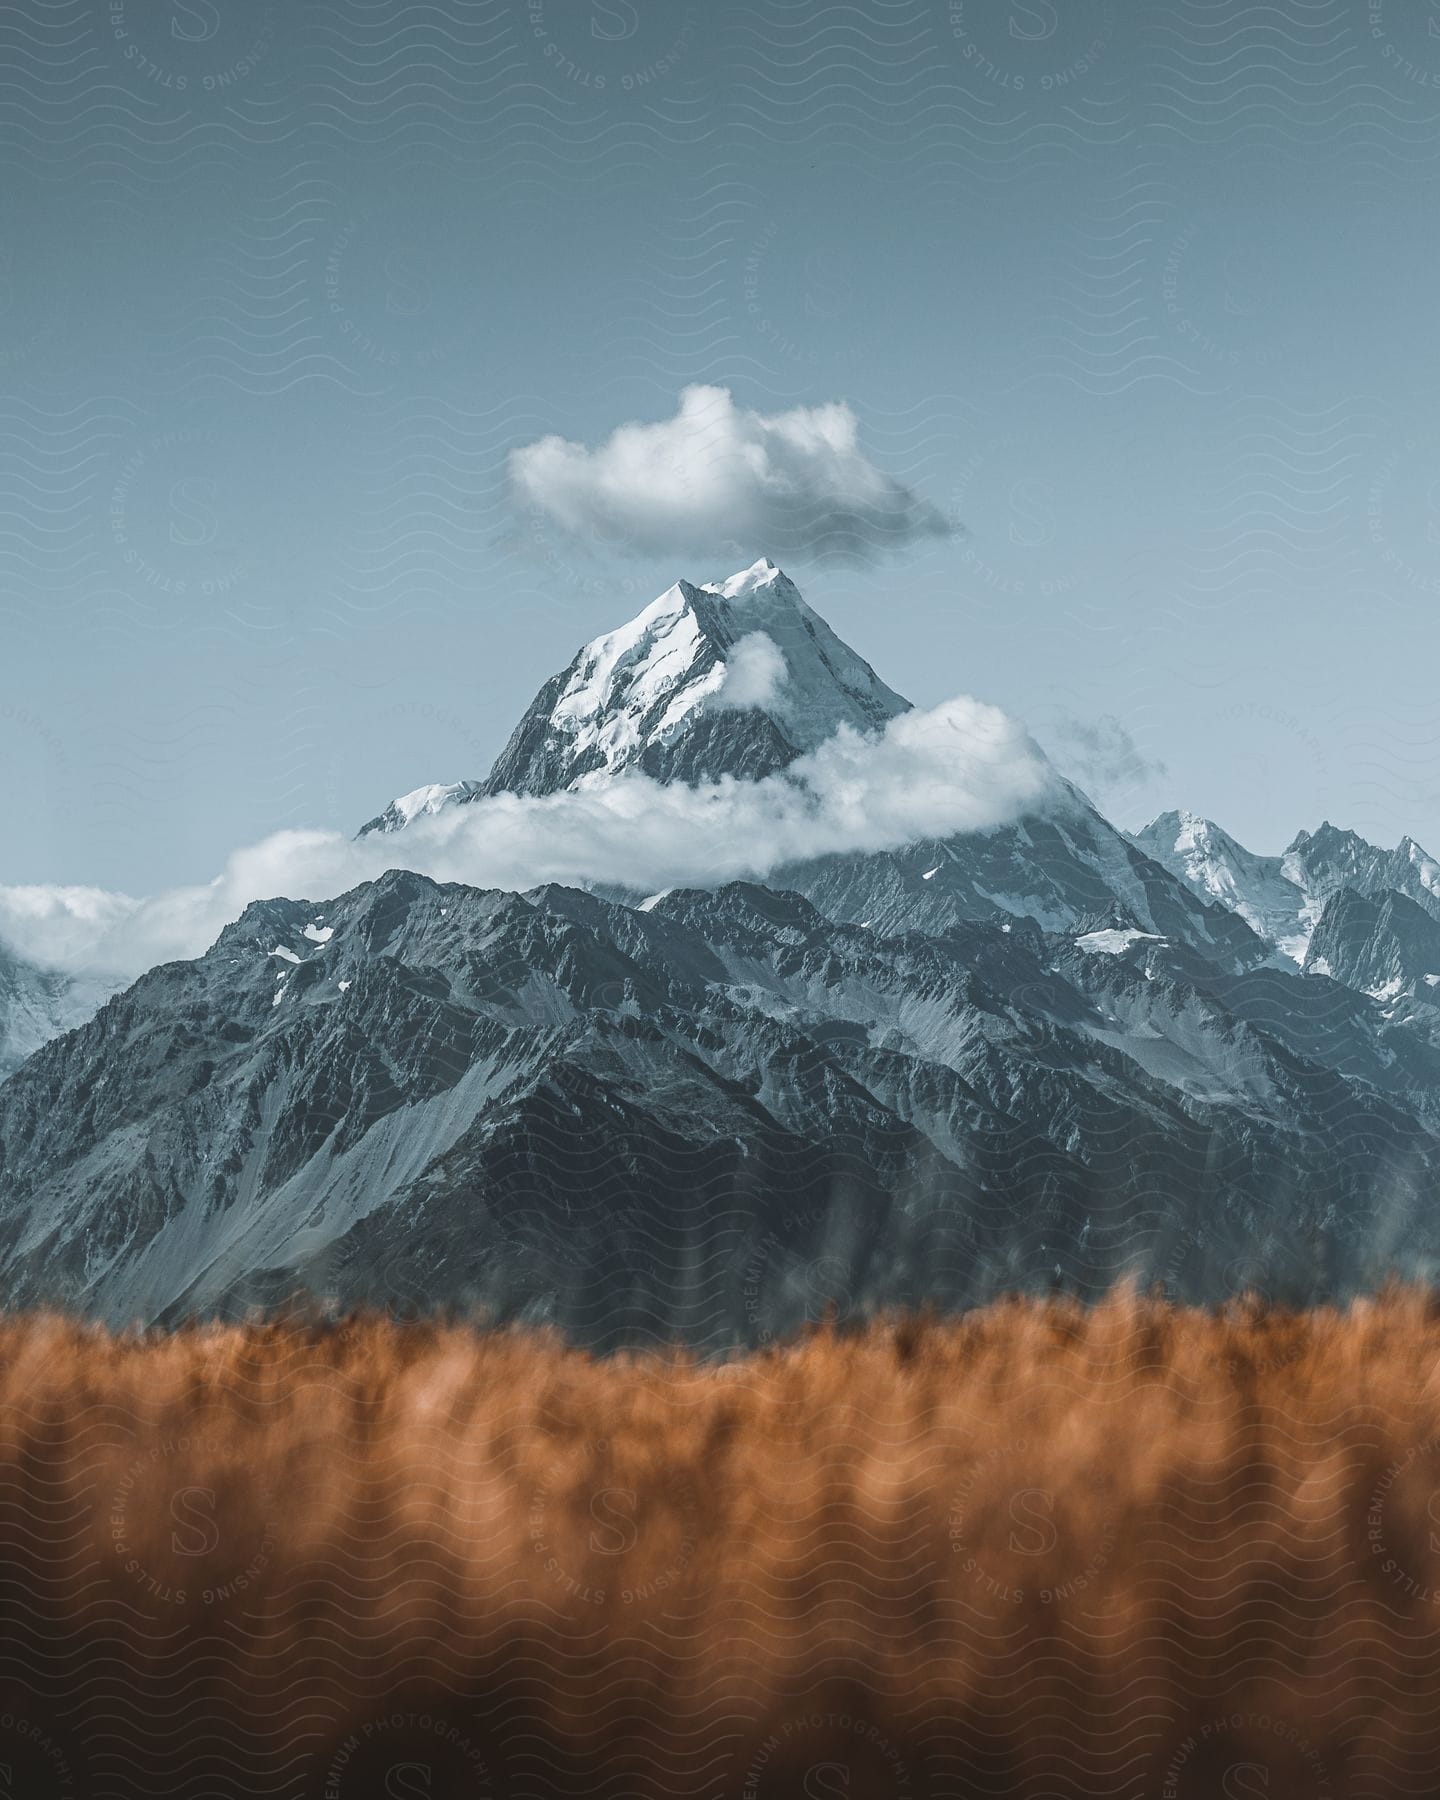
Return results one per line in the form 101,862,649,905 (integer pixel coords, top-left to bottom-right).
510,386,953,564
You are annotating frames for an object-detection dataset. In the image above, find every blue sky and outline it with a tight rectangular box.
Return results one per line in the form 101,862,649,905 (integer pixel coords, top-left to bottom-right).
6,1,1440,892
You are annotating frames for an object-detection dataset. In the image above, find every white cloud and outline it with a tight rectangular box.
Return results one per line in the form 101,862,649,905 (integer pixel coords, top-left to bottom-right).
511,385,953,563
0,885,140,973
713,632,787,710
0,696,1055,984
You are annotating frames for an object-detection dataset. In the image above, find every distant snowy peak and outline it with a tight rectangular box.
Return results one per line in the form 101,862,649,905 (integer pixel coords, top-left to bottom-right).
360,559,909,832
1132,810,1252,902
1132,810,1440,964
1130,809,1312,956
1284,822,1440,921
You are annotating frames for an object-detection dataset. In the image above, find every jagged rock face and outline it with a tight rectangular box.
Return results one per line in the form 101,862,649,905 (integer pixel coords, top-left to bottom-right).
484,561,909,795
1131,810,1316,956
357,780,485,839
1286,823,1440,923
1,869,1438,1342
1304,886,1440,1003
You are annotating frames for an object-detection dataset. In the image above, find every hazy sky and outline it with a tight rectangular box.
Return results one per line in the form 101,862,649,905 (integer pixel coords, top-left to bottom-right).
6,0,1440,893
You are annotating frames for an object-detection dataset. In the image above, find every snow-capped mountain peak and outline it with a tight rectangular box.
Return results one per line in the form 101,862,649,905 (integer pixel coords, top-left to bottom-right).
1130,809,1308,954
350,564,1268,967
531,558,908,787
359,560,909,831
543,578,717,745
702,554,784,599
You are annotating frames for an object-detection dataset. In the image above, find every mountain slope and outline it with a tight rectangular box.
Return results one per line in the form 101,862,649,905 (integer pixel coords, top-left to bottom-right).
1303,886,1440,1003
776,787,1265,966
4,562,1436,1338
1287,822,1440,922
357,779,485,839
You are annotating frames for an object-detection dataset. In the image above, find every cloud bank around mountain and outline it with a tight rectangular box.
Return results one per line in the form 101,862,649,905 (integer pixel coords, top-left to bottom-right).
0,695,1054,983
510,386,954,563
0,886,142,972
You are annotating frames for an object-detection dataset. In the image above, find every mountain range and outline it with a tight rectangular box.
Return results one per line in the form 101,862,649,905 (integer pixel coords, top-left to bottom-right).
2,559,1438,1341
1132,810,1440,966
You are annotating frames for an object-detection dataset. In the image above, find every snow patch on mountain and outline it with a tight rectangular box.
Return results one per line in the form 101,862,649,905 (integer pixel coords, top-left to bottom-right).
1076,928,1161,955
551,584,710,734
704,557,786,601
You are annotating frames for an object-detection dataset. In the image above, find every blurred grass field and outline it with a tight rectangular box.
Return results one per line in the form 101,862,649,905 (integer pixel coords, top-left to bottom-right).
0,1291,1436,1796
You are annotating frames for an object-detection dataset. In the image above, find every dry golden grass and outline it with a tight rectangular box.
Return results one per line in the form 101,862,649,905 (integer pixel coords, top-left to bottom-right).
0,1292,1438,1796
